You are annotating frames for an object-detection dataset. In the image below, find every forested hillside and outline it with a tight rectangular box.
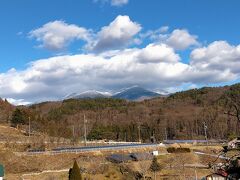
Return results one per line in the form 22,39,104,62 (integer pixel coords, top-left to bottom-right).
0,98,14,123
2,84,240,142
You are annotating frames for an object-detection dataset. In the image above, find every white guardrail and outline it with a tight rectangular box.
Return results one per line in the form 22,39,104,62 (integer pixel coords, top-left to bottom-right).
27,143,165,155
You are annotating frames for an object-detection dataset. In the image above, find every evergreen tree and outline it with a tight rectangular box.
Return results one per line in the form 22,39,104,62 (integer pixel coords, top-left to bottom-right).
69,160,82,180
11,108,25,127
150,156,162,180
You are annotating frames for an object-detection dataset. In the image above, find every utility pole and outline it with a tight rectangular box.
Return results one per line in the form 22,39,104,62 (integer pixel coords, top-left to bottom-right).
151,129,156,143
28,117,31,137
72,125,75,138
165,128,168,141
138,124,141,143
124,131,127,142
203,122,208,147
194,166,198,180
84,114,87,146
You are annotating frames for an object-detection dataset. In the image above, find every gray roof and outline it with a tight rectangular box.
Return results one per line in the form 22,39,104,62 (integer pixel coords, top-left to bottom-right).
130,152,153,161
106,154,132,163
106,152,154,163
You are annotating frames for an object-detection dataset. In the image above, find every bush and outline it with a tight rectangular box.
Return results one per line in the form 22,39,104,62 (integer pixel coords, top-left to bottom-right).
167,147,191,153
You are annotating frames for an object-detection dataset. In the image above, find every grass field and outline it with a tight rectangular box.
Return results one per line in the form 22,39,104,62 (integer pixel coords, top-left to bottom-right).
0,125,225,180
0,143,220,180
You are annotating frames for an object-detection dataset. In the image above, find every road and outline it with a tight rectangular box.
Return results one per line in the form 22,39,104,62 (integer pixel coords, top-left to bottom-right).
21,169,69,180
27,143,165,155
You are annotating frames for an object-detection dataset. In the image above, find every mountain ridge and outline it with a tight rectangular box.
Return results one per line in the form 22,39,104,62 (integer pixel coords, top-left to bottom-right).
64,90,112,99
64,86,162,101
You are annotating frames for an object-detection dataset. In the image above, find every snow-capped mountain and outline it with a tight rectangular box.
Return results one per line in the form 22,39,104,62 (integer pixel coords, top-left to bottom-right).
64,90,111,99
64,86,162,101
112,86,160,100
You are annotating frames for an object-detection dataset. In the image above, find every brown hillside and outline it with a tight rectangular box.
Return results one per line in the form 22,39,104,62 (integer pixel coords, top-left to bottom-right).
2,84,240,142
0,98,14,123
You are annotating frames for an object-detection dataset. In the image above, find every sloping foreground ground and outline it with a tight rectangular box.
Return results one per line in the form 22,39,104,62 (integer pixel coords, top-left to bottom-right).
0,143,219,180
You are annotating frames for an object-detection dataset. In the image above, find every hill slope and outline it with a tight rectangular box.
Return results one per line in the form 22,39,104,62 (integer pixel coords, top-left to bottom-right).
3,84,240,142
0,98,14,123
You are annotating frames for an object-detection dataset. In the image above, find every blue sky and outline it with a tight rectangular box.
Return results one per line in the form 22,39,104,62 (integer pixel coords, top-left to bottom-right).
0,0,240,104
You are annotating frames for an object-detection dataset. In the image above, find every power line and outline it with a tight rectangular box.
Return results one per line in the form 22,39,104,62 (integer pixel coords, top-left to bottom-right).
138,124,141,143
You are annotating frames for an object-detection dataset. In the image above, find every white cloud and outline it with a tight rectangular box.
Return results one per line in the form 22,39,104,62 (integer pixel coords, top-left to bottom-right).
87,15,141,52
159,26,169,33
190,41,240,76
1,40,240,104
29,20,91,50
111,0,128,6
166,29,199,50
6,98,31,106
0,43,186,103
94,0,129,6
30,16,141,52
3,16,240,104
140,26,169,40
139,28,199,51
137,44,180,63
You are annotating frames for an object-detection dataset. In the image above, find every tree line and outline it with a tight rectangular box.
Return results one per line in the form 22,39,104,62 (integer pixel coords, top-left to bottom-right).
8,83,240,141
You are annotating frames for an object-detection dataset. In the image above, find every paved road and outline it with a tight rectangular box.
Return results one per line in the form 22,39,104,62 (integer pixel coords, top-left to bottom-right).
28,143,165,155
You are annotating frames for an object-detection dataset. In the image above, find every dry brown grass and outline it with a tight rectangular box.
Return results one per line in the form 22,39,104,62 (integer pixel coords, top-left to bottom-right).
1,139,222,180
0,125,25,140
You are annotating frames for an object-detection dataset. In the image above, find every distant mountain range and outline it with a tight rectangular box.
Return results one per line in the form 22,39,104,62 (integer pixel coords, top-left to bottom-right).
112,86,161,100
64,86,162,101
64,90,111,99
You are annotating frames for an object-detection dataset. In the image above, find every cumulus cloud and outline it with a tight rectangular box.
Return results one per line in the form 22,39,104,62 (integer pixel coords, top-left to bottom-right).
1,40,240,104
30,16,140,52
3,16,240,105
190,41,240,77
166,29,199,50
140,28,198,51
137,44,180,63
0,43,186,103
29,20,91,50
140,26,169,40
87,15,141,52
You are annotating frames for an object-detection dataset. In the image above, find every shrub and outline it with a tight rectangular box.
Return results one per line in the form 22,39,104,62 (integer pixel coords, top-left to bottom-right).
167,147,191,153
